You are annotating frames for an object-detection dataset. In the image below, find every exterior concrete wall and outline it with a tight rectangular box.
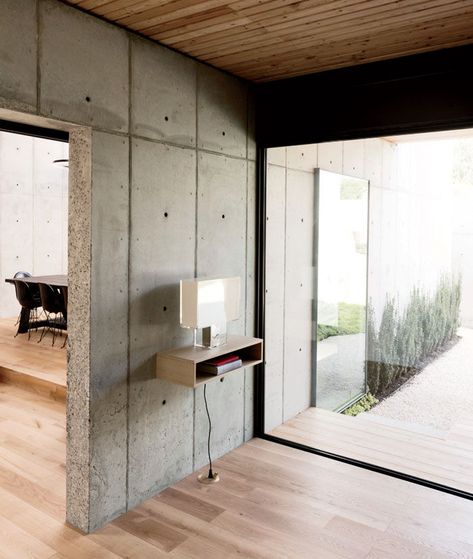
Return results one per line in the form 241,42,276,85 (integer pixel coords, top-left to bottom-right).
265,138,455,429
453,160,473,327
0,132,68,318
266,145,318,429
0,0,255,533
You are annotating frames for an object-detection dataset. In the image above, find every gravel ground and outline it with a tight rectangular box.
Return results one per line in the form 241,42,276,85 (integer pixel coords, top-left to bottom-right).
367,327,473,431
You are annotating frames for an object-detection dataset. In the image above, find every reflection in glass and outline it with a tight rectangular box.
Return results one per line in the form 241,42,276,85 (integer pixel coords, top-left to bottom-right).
314,169,369,411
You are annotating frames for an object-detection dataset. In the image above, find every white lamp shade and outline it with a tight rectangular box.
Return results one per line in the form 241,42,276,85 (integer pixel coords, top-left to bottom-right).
180,277,240,328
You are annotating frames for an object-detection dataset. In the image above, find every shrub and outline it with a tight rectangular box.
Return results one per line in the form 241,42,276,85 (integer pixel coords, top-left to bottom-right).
366,304,381,395
367,274,462,397
343,393,379,416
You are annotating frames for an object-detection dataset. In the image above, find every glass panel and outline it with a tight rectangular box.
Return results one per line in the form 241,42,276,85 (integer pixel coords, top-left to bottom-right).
265,132,473,496
314,169,369,411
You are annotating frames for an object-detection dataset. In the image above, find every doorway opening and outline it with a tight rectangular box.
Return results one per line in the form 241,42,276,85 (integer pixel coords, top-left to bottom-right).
0,126,68,398
0,114,79,526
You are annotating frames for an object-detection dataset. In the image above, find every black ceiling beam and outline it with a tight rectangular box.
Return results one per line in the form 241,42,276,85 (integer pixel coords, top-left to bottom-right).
255,44,473,148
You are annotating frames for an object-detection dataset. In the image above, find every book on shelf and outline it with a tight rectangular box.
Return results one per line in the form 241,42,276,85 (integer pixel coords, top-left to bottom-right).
197,354,242,375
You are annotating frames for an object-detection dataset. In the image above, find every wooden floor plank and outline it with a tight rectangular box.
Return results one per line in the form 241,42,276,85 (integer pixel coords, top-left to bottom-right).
0,512,57,559
0,383,472,557
272,407,473,493
91,523,170,559
0,317,66,401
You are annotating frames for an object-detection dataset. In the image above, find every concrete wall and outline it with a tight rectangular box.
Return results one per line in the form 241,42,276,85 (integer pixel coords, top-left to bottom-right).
265,138,455,430
0,131,68,318
0,0,255,533
452,140,473,327
265,145,317,429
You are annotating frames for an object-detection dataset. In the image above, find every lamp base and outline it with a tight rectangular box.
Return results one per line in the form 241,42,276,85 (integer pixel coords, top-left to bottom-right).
202,324,227,348
197,472,220,484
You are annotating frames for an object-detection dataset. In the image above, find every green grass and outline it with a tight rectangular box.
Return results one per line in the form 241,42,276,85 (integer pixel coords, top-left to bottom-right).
338,302,365,333
317,302,365,341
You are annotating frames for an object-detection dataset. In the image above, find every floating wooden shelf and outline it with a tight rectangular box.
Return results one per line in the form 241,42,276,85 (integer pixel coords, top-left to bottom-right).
156,335,263,388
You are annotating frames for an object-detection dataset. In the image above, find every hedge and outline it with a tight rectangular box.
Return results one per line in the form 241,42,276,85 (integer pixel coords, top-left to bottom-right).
367,275,462,396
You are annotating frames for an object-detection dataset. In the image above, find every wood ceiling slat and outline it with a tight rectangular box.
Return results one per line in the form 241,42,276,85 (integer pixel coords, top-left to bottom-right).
166,0,395,53
95,0,170,17
242,25,472,71
241,20,473,80
252,31,473,80
113,0,236,25
184,0,458,58
76,0,124,9
110,1,226,23
235,20,473,76
62,0,473,81
115,0,286,28
150,0,448,43
142,0,343,36
141,7,241,38
149,0,383,40
146,12,253,40
201,2,473,66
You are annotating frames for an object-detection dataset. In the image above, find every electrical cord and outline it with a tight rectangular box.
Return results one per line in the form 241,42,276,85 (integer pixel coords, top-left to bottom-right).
203,383,213,479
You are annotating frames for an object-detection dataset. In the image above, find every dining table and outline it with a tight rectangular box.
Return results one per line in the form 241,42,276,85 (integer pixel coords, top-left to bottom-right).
4,274,68,334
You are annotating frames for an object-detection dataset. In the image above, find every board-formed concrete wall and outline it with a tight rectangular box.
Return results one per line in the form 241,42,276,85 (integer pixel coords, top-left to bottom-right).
0,132,68,318
0,0,255,532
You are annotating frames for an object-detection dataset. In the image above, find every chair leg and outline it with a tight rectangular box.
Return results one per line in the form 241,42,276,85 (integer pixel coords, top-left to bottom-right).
38,311,51,343
14,311,21,337
51,314,58,346
28,308,38,341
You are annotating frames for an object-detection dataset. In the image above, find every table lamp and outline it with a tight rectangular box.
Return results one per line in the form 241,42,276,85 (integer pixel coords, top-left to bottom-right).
180,276,240,348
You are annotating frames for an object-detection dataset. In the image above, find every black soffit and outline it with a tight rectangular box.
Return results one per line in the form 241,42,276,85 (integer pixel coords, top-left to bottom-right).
255,44,473,148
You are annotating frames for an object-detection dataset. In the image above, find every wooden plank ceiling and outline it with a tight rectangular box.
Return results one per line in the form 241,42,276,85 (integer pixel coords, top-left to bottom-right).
64,0,473,82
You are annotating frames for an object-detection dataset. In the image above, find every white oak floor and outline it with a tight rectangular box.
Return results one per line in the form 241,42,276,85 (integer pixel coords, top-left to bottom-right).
1,382,473,558
0,317,66,400
272,406,473,494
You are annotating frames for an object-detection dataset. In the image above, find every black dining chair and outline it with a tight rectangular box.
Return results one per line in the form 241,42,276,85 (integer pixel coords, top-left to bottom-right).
13,271,41,310
38,283,67,346
13,280,42,339
13,271,37,325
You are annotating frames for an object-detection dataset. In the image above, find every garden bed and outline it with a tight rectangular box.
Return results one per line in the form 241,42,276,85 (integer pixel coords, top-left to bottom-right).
373,334,460,404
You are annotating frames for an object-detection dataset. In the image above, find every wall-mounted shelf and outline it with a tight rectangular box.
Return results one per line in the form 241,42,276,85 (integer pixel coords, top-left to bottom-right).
156,335,263,388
